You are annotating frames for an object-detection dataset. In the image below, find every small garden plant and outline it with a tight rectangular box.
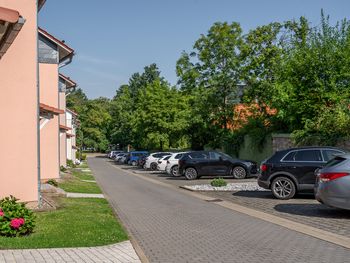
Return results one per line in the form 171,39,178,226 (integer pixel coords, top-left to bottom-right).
0,196,35,237
47,179,58,187
210,178,228,187
67,159,76,168
60,165,67,172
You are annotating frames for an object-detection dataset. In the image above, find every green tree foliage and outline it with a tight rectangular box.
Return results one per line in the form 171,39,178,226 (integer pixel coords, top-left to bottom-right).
177,22,245,148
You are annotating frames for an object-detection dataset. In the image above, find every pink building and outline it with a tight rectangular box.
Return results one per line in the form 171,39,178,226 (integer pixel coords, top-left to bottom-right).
38,27,74,181
0,1,45,204
59,74,77,167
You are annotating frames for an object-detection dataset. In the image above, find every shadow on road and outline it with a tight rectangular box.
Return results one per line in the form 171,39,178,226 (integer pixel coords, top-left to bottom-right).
274,203,350,219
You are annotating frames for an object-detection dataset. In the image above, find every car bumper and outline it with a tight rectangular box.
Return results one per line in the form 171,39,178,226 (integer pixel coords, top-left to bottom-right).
315,179,350,210
257,178,270,189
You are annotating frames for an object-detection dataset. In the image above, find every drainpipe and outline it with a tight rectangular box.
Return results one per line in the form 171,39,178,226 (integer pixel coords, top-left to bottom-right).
36,0,42,208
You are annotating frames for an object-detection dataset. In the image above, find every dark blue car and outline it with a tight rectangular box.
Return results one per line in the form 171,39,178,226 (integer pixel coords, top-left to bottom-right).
128,151,149,166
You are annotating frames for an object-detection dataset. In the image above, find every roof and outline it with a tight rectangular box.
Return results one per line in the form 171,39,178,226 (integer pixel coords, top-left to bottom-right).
40,103,64,115
66,108,79,116
59,73,77,89
72,145,79,150
59,125,72,131
38,0,47,11
38,27,74,62
0,7,25,59
66,133,75,138
0,6,20,23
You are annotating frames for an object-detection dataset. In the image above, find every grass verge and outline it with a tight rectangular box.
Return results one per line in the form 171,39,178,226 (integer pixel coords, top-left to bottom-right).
0,198,128,249
59,170,101,194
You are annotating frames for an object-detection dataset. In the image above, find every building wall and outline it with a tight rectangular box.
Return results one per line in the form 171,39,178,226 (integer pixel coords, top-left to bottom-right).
39,63,60,180
59,92,66,167
66,111,73,160
0,0,38,202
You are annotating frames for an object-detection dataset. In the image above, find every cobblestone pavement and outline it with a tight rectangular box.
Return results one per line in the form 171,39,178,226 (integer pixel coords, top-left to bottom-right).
0,241,141,263
89,157,350,263
121,163,350,239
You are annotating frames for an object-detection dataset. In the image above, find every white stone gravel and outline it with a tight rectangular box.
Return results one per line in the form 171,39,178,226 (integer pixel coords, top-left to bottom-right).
183,182,268,192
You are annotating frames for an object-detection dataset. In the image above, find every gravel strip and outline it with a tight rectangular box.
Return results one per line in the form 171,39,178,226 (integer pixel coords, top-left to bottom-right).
182,182,268,192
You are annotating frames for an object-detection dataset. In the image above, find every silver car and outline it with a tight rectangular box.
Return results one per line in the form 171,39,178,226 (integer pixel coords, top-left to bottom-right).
314,154,350,210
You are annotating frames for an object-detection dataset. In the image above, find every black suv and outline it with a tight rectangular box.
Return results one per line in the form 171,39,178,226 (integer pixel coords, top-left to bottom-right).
178,151,257,180
258,147,346,199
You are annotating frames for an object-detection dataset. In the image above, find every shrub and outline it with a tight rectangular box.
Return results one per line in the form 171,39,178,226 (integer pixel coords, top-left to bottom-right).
81,153,87,161
60,165,67,172
210,178,228,187
47,179,58,187
67,159,76,168
0,196,35,237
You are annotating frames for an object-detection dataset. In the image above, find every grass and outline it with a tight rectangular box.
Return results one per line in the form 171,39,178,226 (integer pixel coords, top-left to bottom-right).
0,198,128,249
58,170,101,194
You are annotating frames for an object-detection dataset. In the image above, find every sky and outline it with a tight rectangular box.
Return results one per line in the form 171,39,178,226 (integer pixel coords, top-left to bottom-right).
39,0,350,99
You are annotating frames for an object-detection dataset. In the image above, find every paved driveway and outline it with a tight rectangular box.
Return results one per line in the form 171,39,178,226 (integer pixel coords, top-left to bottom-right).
118,162,350,239
89,157,350,263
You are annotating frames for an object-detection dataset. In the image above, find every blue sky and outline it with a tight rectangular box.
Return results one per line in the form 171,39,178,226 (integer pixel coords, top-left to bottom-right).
39,0,350,99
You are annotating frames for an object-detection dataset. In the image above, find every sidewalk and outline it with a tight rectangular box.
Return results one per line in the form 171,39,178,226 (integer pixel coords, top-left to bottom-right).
0,241,141,263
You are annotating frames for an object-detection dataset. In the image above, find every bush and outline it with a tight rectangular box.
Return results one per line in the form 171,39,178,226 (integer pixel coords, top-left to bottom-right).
210,178,228,187
60,166,67,172
0,196,35,237
81,153,87,161
47,179,58,187
67,159,76,168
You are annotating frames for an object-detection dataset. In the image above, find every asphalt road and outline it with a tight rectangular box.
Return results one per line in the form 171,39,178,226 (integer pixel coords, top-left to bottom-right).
88,157,350,263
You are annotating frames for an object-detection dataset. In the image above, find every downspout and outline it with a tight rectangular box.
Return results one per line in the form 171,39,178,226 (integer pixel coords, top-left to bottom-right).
36,0,42,208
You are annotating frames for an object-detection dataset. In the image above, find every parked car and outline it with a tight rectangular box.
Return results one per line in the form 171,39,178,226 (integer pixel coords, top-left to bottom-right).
165,152,188,176
128,151,149,166
144,152,172,170
109,150,123,159
178,151,257,180
258,146,346,200
157,155,172,171
114,152,126,161
122,153,131,164
137,154,150,168
314,154,350,210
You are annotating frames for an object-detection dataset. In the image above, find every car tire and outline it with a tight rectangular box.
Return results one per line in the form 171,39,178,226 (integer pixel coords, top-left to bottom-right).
232,166,247,179
150,162,157,171
171,165,179,177
184,167,198,180
271,176,296,200
131,160,137,166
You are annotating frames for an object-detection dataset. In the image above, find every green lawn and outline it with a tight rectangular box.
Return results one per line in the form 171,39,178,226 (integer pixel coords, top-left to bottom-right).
0,198,128,249
58,171,101,194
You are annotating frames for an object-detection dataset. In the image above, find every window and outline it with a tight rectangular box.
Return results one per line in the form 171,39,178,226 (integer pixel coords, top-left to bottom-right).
189,152,209,159
294,150,322,162
283,151,296,161
209,152,221,160
175,154,183,159
322,150,343,162
164,156,171,160
325,156,346,167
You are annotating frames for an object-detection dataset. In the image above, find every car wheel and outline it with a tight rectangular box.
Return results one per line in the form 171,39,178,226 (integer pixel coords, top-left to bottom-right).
131,160,137,166
171,165,179,177
271,177,296,200
232,166,247,179
150,162,157,171
185,167,198,180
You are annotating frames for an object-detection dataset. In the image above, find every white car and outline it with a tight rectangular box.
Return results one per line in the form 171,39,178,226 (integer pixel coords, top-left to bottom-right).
165,152,188,176
157,155,172,171
144,152,172,170
114,152,125,161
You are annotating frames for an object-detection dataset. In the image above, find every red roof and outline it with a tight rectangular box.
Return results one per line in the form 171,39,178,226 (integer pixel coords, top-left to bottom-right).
0,7,20,23
59,125,72,131
66,108,79,116
59,73,77,88
40,103,64,115
66,133,75,138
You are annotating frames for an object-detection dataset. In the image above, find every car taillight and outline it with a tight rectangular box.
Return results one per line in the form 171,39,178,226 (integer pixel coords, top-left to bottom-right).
260,164,268,172
319,172,349,182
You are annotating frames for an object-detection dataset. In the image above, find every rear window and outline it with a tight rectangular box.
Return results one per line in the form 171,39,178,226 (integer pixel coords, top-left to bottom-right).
282,151,296,161
324,156,346,167
164,156,171,160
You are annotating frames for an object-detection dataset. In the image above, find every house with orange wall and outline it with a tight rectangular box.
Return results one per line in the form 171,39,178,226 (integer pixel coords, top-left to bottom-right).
59,74,77,167
38,27,74,180
0,1,46,204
